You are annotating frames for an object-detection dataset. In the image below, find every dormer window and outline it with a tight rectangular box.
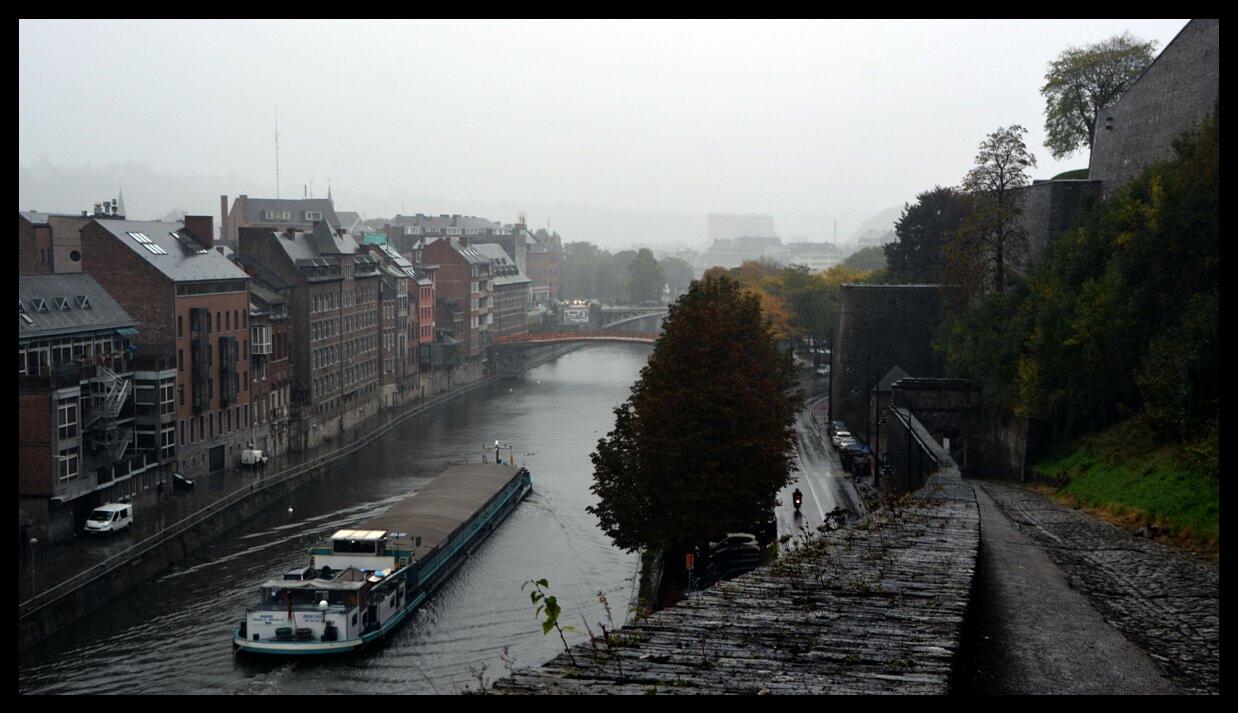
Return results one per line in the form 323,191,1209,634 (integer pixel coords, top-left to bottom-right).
264,210,292,221
32,298,48,313
75,295,92,310
305,211,322,221
53,296,70,312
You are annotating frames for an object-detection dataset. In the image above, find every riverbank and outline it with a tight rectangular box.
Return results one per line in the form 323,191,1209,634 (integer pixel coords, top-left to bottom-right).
18,343,583,652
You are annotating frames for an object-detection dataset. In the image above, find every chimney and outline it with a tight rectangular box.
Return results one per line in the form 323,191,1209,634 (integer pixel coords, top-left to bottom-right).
220,195,229,244
183,215,214,248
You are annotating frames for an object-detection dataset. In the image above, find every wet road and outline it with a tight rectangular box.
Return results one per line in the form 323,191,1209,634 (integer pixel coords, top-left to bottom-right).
18,344,652,694
775,379,865,544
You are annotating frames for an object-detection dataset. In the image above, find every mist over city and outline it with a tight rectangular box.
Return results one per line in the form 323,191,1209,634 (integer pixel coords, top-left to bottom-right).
20,19,1186,250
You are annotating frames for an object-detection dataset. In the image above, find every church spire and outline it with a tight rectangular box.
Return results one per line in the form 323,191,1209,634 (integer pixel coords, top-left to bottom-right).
117,186,126,218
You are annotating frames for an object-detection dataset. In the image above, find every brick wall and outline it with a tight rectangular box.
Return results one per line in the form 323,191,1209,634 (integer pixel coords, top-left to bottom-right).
18,392,53,497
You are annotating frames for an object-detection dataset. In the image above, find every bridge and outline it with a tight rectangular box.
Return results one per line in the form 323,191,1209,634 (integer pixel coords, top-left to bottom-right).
494,330,659,346
594,304,668,330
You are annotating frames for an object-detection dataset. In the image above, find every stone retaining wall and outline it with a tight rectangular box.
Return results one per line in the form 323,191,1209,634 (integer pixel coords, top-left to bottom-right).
495,463,979,694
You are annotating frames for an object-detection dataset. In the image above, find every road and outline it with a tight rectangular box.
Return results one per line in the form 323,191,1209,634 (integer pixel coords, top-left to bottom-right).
775,376,866,545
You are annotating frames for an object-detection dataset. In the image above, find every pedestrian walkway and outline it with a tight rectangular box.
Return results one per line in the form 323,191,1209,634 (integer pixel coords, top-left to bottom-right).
961,483,1180,694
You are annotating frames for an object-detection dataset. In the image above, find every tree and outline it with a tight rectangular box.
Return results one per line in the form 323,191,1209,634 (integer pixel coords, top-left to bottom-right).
842,245,887,271
1041,33,1158,159
588,274,802,565
950,125,1036,297
884,187,969,284
625,248,665,303
659,256,695,298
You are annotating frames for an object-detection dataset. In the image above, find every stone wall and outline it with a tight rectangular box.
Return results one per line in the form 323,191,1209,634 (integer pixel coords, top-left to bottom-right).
1089,19,1219,198
496,447,979,694
1014,179,1102,268
830,285,945,436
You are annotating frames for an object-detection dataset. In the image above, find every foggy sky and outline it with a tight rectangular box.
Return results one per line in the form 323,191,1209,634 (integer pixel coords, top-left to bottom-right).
19,19,1189,247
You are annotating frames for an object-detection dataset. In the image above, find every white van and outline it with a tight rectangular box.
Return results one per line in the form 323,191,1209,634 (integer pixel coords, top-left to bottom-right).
241,449,268,468
84,503,133,535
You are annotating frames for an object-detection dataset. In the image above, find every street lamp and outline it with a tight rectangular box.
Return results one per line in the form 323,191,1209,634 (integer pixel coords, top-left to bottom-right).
29,537,38,596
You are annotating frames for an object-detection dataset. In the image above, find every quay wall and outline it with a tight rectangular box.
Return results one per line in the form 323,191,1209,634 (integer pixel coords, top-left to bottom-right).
19,343,583,652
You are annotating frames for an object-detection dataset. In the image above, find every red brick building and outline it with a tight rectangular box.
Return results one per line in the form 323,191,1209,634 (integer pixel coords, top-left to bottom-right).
81,216,253,480
419,238,493,364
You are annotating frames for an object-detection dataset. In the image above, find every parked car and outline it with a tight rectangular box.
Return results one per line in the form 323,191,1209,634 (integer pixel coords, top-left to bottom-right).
828,421,847,438
832,430,853,448
84,503,133,535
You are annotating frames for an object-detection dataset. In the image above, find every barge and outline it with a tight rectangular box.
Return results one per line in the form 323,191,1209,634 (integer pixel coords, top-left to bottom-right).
233,463,532,655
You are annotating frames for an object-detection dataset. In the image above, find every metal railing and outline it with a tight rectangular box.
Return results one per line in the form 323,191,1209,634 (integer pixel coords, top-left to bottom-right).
18,375,503,621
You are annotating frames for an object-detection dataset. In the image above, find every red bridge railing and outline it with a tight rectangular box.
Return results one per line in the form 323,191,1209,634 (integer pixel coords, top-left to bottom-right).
494,331,659,345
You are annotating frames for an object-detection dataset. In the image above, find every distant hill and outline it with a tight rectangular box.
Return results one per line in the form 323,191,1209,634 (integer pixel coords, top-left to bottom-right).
846,205,903,243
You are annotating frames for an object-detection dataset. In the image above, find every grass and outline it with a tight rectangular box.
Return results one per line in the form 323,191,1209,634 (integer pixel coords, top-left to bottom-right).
1050,168,1090,180
1030,419,1219,555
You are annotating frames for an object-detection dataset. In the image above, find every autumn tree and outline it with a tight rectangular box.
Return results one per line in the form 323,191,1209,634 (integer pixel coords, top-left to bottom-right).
588,274,802,579
950,125,1037,298
1041,33,1158,159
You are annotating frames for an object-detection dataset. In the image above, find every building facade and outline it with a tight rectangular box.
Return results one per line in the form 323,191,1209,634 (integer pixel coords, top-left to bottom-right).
419,238,493,364
19,274,175,541
473,243,531,338
81,216,254,480
237,221,383,452
221,195,341,249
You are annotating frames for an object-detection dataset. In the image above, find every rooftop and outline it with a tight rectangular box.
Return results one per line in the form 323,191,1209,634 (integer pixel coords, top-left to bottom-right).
20,274,136,339
92,219,249,283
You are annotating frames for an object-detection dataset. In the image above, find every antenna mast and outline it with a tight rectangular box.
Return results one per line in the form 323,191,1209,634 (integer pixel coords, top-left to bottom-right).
274,106,281,199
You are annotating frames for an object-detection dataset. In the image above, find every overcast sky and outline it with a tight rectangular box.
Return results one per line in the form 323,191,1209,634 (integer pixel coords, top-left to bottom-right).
19,19,1189,247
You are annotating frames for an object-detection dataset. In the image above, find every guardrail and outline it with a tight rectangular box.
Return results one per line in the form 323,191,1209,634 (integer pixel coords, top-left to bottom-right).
18,376,501,621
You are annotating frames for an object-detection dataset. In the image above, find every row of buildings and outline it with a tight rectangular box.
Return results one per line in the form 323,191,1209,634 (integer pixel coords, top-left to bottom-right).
697,235,846,273
19,196,560,541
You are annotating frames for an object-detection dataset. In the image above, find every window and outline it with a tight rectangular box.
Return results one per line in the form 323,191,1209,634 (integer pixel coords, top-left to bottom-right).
161,383,175,416
57,400,78,440
178,315,183,338
58,449,79,481
178,349,184,372
161,427,175,461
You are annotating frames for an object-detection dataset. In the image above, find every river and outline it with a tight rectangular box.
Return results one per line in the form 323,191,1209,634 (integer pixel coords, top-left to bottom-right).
18,344,651,694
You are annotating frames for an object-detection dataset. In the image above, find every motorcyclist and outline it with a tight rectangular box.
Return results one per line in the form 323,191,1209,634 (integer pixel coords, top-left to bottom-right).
792,488,803,512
